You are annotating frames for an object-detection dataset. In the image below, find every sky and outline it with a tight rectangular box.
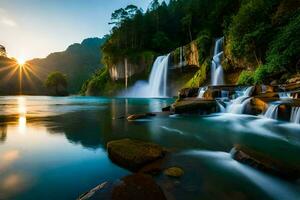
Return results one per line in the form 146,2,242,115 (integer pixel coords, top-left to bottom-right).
0,0,157,60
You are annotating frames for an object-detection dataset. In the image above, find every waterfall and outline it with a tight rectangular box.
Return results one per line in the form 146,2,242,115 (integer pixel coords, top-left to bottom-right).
226,86,254,114
264,104,279,120
123,54,170,98
290,107,300,124
197,87,207,98
211,38,224,85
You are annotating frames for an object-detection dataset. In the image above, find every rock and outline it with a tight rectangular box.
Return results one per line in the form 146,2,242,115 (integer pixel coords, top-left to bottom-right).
107,139,165,171
231,144,300,180
78,182,108,200
164,167,184,178
112,173,166,200
172,98,217,114
127,113,156,121
139,158,165,175
162,106,171,112
178,88,199,99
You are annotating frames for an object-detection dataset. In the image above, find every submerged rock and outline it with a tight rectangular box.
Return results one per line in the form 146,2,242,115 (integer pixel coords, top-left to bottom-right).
164,167,184,178
231,144,300,180
127,113,156,121
107,139,165,171
112,173,166,200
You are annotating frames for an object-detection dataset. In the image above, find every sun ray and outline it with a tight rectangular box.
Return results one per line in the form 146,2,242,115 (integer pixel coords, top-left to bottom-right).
2,66,18,82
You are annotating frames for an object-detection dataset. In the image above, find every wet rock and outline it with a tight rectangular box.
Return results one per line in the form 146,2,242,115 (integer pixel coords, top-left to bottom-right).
178,88,199,99
162,106,171,112
164,167,184,178
139,158,165,175
172,98,217,114
107,139,165,171
78,182,109,200
231,144,300,180
127,113,156,121
112,173,166,200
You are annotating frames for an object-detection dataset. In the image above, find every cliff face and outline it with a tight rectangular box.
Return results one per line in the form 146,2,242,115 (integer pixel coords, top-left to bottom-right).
104,40,205,96
109,57,152,81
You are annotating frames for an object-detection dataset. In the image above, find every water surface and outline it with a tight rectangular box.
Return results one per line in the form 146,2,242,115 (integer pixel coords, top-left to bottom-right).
0,96,299,200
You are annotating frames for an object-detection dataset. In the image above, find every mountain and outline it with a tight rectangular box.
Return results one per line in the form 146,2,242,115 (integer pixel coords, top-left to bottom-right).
28,37,106,93
0,37,106,95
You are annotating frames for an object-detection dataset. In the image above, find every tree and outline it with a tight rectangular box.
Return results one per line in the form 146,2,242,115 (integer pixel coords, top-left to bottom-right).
45,71,68,96
0,45,6,57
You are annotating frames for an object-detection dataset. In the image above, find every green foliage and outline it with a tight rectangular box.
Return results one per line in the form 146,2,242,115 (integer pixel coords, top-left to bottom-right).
0,45,6,57
185,59,209,88
237,70,254,85
225,0,280,67
195,30,212,64
45,71,68,96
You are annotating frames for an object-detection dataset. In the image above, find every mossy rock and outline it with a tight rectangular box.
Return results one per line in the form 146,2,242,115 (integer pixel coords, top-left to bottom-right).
107,139,165,171
232,144,300,180
164,167,184,178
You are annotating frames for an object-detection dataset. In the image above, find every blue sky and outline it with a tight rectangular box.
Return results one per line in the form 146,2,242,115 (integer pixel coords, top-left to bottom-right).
0,0,159,60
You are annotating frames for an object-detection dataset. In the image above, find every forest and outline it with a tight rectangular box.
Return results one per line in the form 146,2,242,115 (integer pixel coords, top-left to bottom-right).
82,0,300,95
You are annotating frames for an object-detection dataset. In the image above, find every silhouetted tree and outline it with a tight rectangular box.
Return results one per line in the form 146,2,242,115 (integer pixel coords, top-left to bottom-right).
45,71,68,96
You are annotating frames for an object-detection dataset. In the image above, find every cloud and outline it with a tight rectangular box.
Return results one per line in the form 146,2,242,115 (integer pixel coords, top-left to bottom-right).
0,17,17,27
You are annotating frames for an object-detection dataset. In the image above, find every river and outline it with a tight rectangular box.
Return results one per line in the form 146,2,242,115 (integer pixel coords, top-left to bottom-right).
0,96,299,200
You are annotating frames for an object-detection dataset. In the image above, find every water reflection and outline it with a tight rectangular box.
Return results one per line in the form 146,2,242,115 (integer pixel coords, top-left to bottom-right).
0,96,299,200
0,124,7,142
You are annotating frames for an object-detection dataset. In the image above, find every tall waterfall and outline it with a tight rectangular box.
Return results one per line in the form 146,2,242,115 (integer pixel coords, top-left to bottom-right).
290,107,300,124
211,38,224,85
264,104,279,119
123,54,170,98
226,86,254,114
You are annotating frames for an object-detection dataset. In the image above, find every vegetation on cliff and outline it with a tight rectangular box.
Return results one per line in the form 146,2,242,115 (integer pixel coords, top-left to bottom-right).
82,0,300,95
227,0,300,84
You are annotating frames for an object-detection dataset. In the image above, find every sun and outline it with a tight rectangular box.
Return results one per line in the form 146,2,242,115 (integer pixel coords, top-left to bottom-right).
16,57,26,66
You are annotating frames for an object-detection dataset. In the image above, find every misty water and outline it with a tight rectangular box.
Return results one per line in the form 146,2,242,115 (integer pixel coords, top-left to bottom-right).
0,96,300,200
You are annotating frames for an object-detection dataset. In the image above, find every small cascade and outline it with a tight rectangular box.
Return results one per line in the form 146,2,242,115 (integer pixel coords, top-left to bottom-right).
124,54,170,98
197,87,207,98
264,104,279,120
216,100,226,112
290,107,300,124
226,86,254,114
211,37,224,85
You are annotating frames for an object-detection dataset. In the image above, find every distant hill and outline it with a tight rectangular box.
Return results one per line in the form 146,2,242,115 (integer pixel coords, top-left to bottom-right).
28,37,106,93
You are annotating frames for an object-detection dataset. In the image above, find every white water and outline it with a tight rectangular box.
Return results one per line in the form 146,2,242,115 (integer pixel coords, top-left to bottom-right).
197,87,207,98
290,107,300,124
123,54,170,98
226,86,254,114
211,38,224,85
264,104,279,120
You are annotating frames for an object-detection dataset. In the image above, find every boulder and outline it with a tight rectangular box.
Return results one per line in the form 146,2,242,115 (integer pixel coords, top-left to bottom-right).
112,173,166,200
162,106,171,112
107,139,165,171
231,145,300,180
172,98,217,114
178,88,199,99
164,167,184,178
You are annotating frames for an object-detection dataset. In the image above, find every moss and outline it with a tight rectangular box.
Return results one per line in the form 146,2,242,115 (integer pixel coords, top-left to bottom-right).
237,70,254,85
184,59,209,88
